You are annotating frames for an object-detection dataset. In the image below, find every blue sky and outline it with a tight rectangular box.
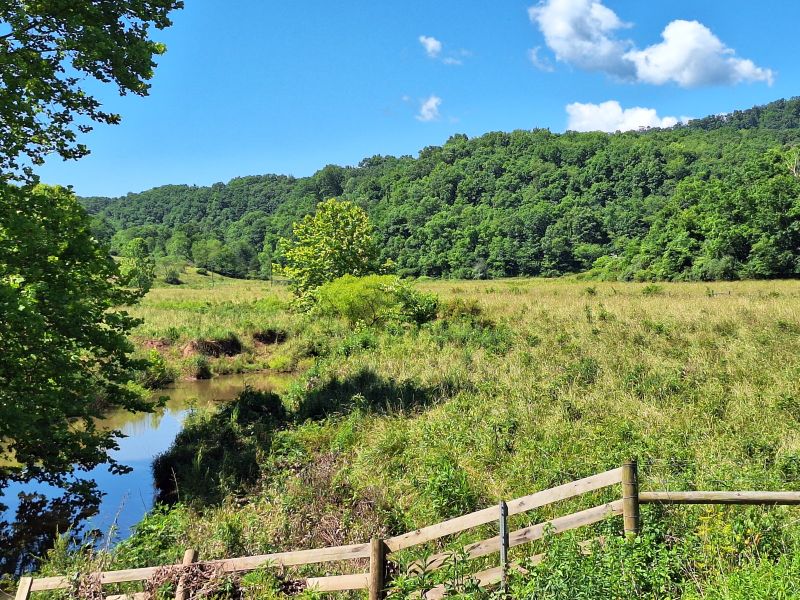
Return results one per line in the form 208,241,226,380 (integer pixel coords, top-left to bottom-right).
37,0,799,197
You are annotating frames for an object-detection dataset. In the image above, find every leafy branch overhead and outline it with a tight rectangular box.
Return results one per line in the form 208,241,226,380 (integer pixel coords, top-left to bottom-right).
0,0,183,182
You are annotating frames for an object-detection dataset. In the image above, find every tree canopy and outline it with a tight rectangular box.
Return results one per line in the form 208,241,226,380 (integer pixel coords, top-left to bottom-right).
0,0,183,182
276,198,382,300
0,185,150,502
86,97,800,282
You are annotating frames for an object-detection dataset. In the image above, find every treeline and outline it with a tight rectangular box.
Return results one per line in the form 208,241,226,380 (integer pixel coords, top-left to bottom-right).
84,97,800,281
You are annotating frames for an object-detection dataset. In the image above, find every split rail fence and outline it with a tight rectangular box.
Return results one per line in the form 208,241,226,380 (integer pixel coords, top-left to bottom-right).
14,460,800,600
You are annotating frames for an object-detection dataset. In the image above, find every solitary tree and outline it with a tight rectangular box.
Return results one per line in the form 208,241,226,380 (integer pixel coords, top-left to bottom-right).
275,198,381,302
120,237,156,292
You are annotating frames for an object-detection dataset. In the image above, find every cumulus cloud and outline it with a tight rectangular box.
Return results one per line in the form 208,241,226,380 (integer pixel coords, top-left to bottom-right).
419,35,442,58
416,95,442,122
528,0,634,78
625,20,774,87
566,100,685,132
528,0,774,87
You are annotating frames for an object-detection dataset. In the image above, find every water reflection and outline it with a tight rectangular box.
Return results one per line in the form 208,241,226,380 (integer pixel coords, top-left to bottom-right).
1,372,290,573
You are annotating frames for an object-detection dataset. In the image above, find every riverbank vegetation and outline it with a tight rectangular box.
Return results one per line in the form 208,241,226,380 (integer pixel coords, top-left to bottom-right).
23,274,800,598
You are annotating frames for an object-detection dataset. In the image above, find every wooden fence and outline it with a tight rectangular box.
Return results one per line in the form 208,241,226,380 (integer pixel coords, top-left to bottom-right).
14,461,800,600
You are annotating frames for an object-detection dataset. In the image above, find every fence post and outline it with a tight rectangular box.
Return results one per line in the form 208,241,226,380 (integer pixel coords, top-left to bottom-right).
622,459,641,536
499,501,509,597
369,537,387,600
14,577,33,600
175,547,199,600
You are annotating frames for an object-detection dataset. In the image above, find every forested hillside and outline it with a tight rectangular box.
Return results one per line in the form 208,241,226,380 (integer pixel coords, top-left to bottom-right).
85,97,800,281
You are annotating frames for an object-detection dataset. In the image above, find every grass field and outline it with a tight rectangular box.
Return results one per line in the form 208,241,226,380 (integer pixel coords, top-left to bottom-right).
127,269,303,380
41,274,800,597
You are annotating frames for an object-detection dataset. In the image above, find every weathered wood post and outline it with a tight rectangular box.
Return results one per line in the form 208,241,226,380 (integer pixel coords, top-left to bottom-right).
369,537,387,600
499,501,510,597
175,547,199,600
14,577,33,600
622,459,641,536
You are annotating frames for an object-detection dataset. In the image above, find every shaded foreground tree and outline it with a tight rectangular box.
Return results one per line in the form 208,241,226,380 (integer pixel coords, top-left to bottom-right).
0,184,151,509
0,0,183,182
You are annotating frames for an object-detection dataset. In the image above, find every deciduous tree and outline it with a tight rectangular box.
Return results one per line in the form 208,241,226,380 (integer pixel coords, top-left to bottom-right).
0,0,183,182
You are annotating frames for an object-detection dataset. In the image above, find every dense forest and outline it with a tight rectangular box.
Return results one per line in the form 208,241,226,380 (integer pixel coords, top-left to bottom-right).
84,97,800,281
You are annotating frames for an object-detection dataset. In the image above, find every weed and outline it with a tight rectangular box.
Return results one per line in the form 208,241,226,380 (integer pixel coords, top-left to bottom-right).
642,283,664,296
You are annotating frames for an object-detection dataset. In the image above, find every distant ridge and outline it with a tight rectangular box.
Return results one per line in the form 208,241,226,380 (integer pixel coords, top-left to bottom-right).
82,97,800,282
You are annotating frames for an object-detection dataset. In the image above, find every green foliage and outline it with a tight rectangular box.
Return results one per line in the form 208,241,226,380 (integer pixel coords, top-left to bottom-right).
276,198,382,302
113,504,191,568
120,237,156,293
0,0,183,182
509,532,687,599
84,97,800,283
316,274,399,325
422,455,478,519
315,274,438,326
152,387,287,505
0,183,150,501
139,349,177,388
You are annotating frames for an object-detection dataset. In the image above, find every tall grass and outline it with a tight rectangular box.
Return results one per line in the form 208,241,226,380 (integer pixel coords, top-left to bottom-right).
33,276,800,598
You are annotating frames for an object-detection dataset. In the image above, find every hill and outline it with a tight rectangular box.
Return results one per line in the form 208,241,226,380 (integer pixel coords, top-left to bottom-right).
84,97,800,281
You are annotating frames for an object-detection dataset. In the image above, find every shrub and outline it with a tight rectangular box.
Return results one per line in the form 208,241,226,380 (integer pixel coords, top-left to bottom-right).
164,267,182,285
196,267,208,275
508,532,688,599
388,278,438,325
339,328,378,356
315,274,438,326
186,355,212,380
139,349,177,388
422,455,479,519
641,284,664,296
316,274,398,325
152,387,286,504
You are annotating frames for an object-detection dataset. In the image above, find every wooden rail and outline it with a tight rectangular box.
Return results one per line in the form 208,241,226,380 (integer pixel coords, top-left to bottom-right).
14,461,800,600
640,491,800,505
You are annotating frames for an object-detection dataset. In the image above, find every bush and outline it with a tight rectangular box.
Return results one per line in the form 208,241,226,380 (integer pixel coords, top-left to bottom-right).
316,274,398,325
315,274,438,326
139,349,177,388
507,532,685,599
164,267,182,285
387,278,438,325
196,267,208,275
185,355,212,380
641,283,664,296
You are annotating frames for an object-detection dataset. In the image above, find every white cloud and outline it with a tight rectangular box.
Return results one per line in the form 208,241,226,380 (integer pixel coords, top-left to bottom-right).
416,95,442,122
625,20,774,87
419,35,467,66
528,0,773,87
566,100,684,132
528,0,634,78
528,46,554,72
419,35,442,58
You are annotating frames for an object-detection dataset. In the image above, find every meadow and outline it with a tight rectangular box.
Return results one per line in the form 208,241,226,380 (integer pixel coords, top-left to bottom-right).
37,274,800,598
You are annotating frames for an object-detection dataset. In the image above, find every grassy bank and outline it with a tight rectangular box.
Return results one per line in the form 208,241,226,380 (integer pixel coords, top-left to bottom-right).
127,269,308,382
34,276,800,598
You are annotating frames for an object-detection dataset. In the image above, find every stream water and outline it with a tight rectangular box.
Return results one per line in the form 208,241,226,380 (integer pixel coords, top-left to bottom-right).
1,373,290,555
